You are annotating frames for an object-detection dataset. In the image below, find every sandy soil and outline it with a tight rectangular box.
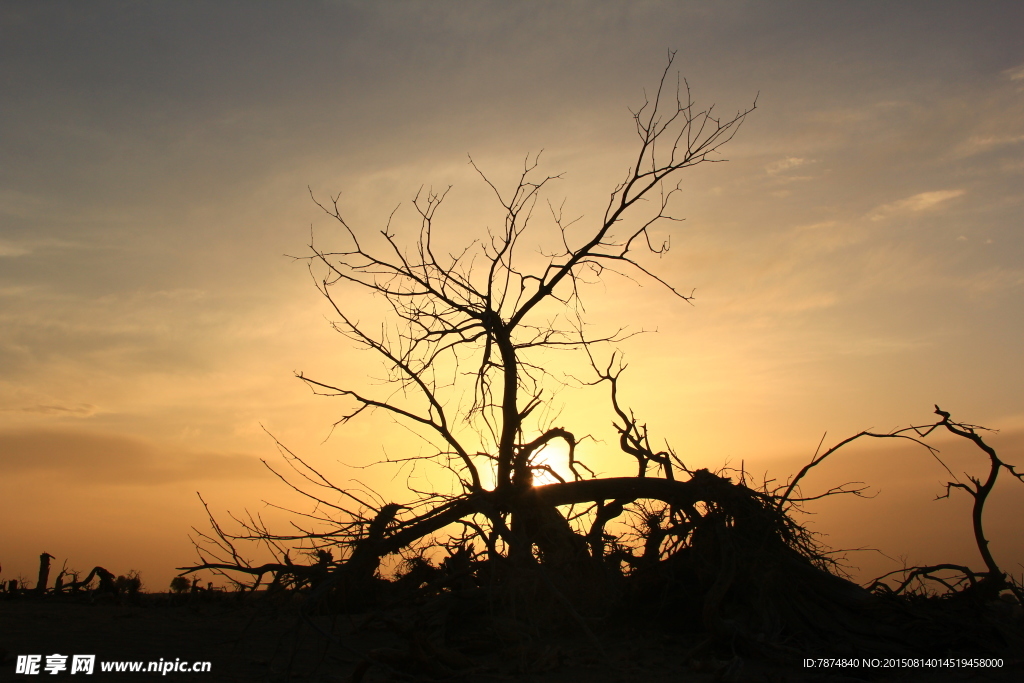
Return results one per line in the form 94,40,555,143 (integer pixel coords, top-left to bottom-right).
2,593,1021,683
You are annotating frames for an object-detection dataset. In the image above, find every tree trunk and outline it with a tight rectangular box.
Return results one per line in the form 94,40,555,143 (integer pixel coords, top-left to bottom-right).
35,552,53,595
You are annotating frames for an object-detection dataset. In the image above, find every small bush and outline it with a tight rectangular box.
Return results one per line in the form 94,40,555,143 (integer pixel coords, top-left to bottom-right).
169,575,190,594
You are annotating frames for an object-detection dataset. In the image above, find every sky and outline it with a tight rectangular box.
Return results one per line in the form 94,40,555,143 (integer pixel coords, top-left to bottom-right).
2,1,1023,591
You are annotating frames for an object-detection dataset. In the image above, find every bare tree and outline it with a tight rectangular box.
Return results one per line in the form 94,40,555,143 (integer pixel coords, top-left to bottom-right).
180,53,1023,667
281,50,756,568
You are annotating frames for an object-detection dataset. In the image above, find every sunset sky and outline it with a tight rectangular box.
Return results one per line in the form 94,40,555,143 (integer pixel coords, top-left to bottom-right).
2,1,1023,591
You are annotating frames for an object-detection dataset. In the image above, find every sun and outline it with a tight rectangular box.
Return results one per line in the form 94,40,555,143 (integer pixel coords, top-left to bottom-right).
529,441,570,486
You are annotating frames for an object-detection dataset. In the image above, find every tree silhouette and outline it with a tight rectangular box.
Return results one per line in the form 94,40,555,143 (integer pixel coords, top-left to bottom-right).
180,54,1023,669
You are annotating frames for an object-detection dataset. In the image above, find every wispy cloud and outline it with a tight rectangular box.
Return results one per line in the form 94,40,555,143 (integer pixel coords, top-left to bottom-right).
770,156,815,184
1004,63,1024,93
766,157,814,175
954,134,1024,158
7,403,99,417
868,189,965,221
959,267,1024,296
0,239,31,257
0,236,84,258
1003,63,1024,81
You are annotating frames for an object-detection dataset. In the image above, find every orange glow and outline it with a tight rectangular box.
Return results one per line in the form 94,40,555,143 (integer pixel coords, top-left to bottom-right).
1,4,1022,594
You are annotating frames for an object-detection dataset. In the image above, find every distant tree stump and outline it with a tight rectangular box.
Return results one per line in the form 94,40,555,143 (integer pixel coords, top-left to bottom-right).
35,552,53,595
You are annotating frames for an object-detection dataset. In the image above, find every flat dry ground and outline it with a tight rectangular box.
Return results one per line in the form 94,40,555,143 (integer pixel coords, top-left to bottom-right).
1,594,1021,683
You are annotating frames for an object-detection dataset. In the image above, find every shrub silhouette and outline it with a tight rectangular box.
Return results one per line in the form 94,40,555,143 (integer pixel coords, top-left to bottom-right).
169,575,190,594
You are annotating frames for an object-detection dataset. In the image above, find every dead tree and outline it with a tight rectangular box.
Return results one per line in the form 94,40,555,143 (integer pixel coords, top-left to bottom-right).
34,552,53,595
857,407,1024,603
287,51,752,568
185,49,753,584
52,566,118,596
180,53,1022,661
185,51,744,550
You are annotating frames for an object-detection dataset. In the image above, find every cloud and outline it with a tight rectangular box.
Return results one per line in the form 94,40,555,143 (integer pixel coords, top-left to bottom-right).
959,267,1024,296
766,157,811,175
0,236,85,258
1003,63,1024,81
0,428,266,486
765,157,817,183
0,239,30,257
868,189,965,221
7,403,99,417
954,134,1024,158
0,285,37,297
